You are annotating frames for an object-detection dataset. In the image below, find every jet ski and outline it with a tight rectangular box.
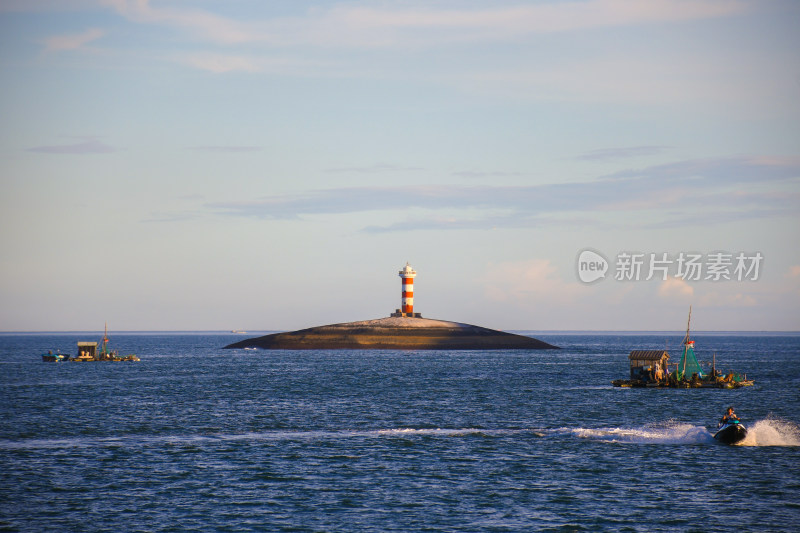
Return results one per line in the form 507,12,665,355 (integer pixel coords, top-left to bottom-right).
714,419,747,445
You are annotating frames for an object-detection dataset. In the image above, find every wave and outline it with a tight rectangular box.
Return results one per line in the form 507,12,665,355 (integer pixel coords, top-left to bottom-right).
738,417,800,446
378,428,491,437
0,427,543,450
3,420,797,450
567,422,713,445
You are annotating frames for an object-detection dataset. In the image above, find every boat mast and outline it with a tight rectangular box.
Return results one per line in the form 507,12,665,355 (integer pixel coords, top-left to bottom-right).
683,305,692,345
681,306,691,377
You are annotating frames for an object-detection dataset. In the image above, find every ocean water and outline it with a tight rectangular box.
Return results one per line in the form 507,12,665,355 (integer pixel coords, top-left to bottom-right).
1,332,798,532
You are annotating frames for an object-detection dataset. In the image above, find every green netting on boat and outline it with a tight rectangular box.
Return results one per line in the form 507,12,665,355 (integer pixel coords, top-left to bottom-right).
677,343,705,380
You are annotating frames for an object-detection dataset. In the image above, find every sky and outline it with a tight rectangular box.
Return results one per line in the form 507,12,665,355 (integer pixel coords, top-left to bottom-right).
1,0,798,332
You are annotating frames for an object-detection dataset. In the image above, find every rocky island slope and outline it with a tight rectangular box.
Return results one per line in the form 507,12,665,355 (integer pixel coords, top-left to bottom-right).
224,316,558,350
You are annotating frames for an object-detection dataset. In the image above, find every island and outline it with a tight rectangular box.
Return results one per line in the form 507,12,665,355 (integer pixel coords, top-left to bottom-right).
224,316,558,350
225,263,558,351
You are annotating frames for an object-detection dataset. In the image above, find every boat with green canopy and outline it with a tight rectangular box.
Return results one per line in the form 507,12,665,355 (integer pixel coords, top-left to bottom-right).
613,307,753,388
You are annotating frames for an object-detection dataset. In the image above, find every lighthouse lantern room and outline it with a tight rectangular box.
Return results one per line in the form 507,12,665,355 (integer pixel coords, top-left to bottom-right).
391,263,422,318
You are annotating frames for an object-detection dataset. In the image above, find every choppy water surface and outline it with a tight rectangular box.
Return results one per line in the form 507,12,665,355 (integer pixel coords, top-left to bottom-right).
1,332,798,532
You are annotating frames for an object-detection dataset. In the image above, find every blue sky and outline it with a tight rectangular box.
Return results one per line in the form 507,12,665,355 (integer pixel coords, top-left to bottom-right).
1,0,798,331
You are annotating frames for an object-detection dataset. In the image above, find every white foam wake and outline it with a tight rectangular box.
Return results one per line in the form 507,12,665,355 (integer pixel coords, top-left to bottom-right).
738,417,800,447
570,422,713,445
569,417,800,447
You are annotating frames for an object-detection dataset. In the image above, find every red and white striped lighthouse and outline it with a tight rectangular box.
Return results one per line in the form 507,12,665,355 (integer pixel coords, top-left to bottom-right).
392,263,420,317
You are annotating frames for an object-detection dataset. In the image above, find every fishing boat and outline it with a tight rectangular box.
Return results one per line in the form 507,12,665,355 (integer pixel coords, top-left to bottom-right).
42,324,139,362
714,420,747,445
613,307,754,388
94,324,140,361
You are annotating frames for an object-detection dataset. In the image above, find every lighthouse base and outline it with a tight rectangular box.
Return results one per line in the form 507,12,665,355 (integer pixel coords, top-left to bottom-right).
390,309,422,318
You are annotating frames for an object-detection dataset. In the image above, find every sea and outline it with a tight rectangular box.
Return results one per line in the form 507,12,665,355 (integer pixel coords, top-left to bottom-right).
1,332,798,532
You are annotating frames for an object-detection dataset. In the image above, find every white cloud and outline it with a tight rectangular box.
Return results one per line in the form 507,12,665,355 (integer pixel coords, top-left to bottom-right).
327,0,748,41
83,0,784,116
698,291,757,307
26,137,116,154
43,28,105,52
100,0,750,49
575,146,671,161
188,145,262,153
658,276,694,301
180,53,261,73
0,0,97,12
100,0,270,45
484,259,583,305
206,156,800,230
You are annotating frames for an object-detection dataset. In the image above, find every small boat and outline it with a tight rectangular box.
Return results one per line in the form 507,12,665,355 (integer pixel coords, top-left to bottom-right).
41,351,69,362
713,420,747,445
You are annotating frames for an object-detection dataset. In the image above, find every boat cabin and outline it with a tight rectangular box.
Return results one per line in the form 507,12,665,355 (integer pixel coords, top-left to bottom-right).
77,341,98,361
628,350,670,381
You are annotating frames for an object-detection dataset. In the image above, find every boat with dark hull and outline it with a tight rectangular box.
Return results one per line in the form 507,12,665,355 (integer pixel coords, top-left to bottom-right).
41,351,70,362
713,420,747,445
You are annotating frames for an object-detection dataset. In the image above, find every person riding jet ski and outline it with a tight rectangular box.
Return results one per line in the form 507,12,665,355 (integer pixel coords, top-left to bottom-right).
719,406,739,426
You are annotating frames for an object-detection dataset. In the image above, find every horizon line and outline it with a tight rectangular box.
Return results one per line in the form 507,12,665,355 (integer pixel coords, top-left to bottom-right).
2,329,798,335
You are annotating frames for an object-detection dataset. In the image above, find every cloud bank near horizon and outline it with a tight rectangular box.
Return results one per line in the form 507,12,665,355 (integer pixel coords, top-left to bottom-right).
206,156,800,231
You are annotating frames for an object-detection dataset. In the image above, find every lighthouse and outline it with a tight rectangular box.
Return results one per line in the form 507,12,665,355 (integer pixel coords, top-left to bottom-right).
391,263,421,318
